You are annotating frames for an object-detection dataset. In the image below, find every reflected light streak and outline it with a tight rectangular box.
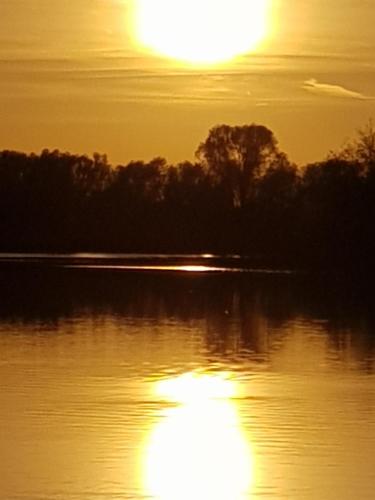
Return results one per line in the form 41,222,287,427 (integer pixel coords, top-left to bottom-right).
143,372,253,500
178,265,221,273
64,264,232,273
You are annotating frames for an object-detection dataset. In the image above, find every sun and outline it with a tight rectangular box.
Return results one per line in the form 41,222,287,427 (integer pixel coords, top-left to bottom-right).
134,0,271,65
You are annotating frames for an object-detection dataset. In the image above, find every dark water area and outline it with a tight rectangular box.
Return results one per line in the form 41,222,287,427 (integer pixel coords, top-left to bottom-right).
0,255,375,499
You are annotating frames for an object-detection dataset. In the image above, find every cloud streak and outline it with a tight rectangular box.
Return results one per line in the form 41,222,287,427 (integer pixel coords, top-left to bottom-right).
302,78,370,100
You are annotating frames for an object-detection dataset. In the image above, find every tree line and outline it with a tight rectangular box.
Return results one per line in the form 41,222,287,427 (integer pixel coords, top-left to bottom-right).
1,122,374,270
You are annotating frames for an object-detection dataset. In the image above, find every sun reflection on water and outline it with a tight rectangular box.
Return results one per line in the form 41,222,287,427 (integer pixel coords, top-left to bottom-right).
143,372,253,500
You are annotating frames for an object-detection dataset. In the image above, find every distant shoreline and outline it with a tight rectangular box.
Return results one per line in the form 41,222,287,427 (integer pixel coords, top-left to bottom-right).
1,123,374,273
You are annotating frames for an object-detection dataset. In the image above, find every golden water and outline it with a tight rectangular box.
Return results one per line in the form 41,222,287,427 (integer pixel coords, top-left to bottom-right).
0,261,374,499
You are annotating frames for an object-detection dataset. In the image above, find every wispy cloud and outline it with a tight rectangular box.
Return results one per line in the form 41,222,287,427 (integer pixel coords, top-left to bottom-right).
302,78,369,100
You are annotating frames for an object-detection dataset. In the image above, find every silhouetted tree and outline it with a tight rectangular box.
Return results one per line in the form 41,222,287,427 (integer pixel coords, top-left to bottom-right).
196,124,287,208
297,158,364,267
101,157,168,250
250,161,299,262
333,120,375,173
162,161,223,251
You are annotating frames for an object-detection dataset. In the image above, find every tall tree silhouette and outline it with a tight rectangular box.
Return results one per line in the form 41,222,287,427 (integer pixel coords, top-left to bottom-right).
196,124,286,208
298,158,363,267
334,120,375,173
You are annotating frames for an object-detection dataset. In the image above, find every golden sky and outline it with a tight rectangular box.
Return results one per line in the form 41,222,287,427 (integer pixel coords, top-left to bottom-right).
1,0,374,165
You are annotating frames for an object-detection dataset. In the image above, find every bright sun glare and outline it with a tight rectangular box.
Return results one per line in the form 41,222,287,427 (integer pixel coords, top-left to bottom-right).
143,373,253,500
134,0,271,64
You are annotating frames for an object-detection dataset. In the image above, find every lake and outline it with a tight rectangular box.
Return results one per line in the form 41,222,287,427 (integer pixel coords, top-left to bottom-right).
0,255,374,500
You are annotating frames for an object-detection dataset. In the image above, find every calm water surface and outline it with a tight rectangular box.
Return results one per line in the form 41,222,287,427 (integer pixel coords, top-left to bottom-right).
0,256,375,499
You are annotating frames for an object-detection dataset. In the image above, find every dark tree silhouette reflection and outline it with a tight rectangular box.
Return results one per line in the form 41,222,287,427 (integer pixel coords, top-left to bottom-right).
0,266,374,371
